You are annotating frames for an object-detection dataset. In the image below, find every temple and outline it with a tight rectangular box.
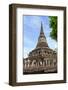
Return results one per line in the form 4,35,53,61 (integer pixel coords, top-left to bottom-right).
23,23,57,74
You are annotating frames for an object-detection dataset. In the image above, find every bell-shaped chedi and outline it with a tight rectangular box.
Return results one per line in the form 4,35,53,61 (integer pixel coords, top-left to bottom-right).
23,22,57,74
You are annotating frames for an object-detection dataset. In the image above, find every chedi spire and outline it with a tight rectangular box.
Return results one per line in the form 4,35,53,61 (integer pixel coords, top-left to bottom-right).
36,23,48,48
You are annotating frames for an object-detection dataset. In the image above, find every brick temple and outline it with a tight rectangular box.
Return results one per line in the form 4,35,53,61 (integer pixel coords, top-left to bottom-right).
23,23,57,74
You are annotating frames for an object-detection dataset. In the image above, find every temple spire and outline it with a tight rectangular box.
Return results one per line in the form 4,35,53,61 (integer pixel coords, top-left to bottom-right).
40,22,44,34
36,23,48,48
40,23,46,38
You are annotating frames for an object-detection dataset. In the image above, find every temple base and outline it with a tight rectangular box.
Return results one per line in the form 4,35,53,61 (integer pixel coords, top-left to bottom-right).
23,70,57,75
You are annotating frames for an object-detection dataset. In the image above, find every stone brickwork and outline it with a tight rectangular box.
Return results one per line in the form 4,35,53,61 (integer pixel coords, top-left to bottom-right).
23,23,57,74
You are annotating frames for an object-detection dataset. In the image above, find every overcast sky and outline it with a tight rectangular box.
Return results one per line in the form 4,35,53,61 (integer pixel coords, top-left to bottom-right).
23,15,57,58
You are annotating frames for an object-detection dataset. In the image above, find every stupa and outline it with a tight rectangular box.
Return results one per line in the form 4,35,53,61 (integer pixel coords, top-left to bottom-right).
23,23,57,74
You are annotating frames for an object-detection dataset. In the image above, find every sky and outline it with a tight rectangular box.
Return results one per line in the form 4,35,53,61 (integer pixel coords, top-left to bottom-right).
23,15,57,58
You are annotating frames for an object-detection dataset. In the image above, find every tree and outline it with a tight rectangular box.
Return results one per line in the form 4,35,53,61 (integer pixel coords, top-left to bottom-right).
49,16,57,41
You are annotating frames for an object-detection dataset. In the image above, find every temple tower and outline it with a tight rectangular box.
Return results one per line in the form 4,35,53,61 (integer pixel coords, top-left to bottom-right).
36,23,48,48
23,23,57,74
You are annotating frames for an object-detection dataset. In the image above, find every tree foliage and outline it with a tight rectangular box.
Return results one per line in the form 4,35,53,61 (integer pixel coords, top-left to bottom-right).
49,16,57,41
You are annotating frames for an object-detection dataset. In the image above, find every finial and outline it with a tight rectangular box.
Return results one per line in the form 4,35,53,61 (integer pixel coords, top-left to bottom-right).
40,22,43,33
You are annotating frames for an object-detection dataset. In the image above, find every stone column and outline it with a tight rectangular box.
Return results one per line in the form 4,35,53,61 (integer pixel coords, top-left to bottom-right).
42,61,44,67
48,60,50,66
46,60,47,66
35,60,37,68
49,60,51,66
